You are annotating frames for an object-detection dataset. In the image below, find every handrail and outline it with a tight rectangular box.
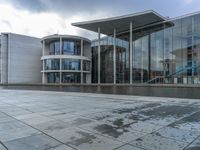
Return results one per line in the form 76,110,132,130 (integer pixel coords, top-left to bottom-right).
146,64,200,84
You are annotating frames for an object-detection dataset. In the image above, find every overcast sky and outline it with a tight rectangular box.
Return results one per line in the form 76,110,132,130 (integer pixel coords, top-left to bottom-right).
0,0,200,39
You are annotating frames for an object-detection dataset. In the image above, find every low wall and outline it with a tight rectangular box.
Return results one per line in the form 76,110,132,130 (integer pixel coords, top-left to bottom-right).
1,84,200,99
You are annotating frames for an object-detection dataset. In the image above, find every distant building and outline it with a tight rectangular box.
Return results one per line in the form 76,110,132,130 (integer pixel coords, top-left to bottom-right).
0,33,42,84
41,35,91,84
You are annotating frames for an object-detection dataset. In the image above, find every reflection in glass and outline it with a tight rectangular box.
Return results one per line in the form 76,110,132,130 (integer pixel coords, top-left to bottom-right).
150,30,164,81
100,37,114,83
90,13,200,84
62,73,81,83
91,47,98,83
47,73,60,83
83,60,90,71
62,59,80,70
45,59,60,70
49,41,60,55
62,40,81,55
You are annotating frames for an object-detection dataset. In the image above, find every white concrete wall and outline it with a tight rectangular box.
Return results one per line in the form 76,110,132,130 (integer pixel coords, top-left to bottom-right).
1,33,42,84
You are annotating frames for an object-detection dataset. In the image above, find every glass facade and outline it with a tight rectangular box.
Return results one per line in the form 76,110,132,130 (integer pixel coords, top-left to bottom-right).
62,40,81,55
49,41,60,55
62,72,81,83
45,59,60,70
91,13,200,84
62,59,80,70
83,60,90,71
91,46,98,83
47,72,60,83
43,36,91,84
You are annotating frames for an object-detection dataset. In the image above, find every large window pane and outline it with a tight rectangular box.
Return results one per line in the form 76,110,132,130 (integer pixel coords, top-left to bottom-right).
62,40,81,55
62,59,80,70
150,30,164,81
45,59,60,70
62,73,81,83
193,14,200,84
83,60,90,71
91,47,98,83
100,37,114,83
116,34,130,84
47,73,60,83
49,41,60,55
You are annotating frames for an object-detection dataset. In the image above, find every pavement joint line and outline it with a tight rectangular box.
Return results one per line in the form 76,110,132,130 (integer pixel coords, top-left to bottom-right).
0,111,78,150
113,143,146,150
0,140,8,150
183,134,200,150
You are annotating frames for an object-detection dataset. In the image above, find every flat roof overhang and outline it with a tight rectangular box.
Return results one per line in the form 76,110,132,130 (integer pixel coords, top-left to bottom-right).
72,10,168,35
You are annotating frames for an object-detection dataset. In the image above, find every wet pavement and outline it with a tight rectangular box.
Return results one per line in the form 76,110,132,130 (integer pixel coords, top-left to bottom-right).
0,90,200,150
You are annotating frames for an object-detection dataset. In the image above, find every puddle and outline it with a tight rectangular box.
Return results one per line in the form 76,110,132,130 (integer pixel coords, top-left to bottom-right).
67,131,97,146
185,146,200,150
94,115,111,121
170,111,200,128
93,123,130,138
71,118,93,126
139,105,198,119
113,103,161,114
112,119,124,127
181,111,200,123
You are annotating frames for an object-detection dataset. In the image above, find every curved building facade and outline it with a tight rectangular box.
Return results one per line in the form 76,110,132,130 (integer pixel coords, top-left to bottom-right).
41,35,91,84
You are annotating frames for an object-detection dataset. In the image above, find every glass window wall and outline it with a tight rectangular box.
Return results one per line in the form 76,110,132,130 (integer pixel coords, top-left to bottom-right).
62,72,81,83
83,60,90,71
47,73,60,83
62,59,80,70
62,40,81,55
49,41,60,55
45,59,60,70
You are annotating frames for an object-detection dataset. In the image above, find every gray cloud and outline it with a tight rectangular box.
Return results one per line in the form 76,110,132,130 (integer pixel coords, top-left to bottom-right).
1,19,12,30
3,0,123,17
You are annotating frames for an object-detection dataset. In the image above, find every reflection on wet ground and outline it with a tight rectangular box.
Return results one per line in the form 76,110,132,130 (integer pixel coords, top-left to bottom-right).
0,89,200,149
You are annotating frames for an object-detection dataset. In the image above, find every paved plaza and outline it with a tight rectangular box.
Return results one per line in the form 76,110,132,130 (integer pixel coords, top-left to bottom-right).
0,89,200,150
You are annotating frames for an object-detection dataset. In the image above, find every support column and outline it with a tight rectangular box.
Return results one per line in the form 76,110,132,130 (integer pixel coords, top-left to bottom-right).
42,40,45,84
98,27,101,84
81,39,83,84
130,22,133,84
113,28,116,84
59,37,62,84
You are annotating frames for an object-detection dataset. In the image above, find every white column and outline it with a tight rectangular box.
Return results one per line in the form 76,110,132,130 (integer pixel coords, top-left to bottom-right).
130,22,133,84
59,37,62,84
81,39,83,84
113,28,116,84
98,27,101,84
42,40,45,84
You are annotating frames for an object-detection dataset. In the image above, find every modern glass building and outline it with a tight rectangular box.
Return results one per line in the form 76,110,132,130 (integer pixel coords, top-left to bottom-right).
41,35,91,84
73,10,200,84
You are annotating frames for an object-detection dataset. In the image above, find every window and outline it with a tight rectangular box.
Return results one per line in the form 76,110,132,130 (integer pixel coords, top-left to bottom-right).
62,59,80,70
49,41,60,55
62,40,81,55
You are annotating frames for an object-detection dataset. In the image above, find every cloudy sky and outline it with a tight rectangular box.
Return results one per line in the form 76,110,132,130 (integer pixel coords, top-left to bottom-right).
0,0,200,39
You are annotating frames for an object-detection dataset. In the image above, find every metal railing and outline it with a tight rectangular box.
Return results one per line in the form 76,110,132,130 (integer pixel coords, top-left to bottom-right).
146,65,200,84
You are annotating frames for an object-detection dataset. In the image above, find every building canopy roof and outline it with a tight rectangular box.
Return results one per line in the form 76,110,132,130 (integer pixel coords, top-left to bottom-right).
72,10,168,35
